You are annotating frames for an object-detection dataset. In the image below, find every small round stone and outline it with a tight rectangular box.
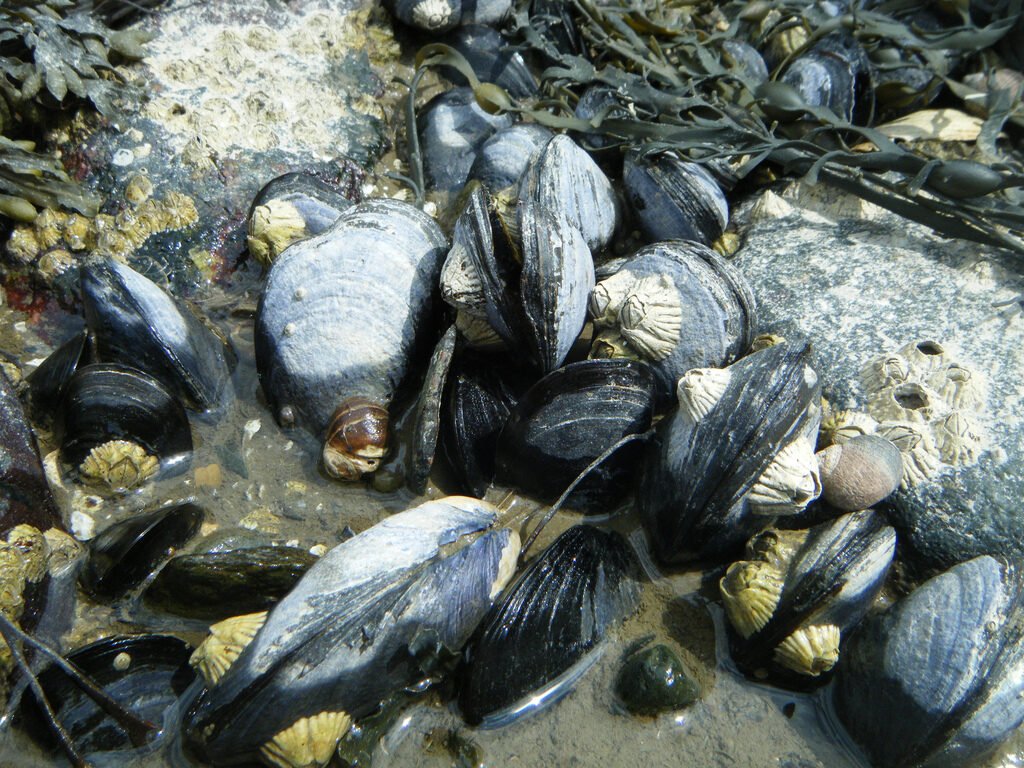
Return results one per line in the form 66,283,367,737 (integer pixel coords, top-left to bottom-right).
614,643,700,716
817,434,903,511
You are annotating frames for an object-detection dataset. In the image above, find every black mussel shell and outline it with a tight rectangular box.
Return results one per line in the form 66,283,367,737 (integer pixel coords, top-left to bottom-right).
459,525,640,727
80,501,204,601
440,351,525,498
623,152,730,248
143,546,317,621
417,87,515,194
0,368,61,533
246,172,354,264
80,260,233,412
530,0,586,61
467,123,554,193
573,86,629,151
441,25,539,99
780,33,872,125
722,40,769,85
184,499,512,766
495,359,656,512
639,342,821,564
834,555,1024,768
55,363,193,482
20,634,195,757
24,328,89,428
406,325,458,494
726,510,896,683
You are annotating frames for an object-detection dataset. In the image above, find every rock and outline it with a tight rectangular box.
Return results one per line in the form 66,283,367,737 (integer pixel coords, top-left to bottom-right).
614,643,700,716
733,181,1024,572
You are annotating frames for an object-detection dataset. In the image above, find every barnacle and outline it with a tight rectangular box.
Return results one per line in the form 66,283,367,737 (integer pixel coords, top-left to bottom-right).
677,366,731,422
79,439,159,492
619,274,683,362
749,438,822,515
875,421,941,488
774,624,841,676
720,561,784,639
190,611,269,686
261,711,352,768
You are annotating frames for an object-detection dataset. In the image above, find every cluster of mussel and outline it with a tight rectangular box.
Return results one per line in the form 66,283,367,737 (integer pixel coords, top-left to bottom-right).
3,3,1024,768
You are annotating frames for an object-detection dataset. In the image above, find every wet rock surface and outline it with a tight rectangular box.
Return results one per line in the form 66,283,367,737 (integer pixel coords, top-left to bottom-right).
734,183,1024,573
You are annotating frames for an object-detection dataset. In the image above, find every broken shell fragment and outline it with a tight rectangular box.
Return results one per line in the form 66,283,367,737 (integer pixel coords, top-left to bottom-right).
816,434,903,512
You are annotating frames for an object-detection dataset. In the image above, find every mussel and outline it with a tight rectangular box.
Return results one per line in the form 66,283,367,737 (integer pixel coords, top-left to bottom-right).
254,198,448,480
246,172,354,266
494,359,656,511
467,123,554,194
24,328,88,428
639,342,822,564
440,25,539,99
779,33,873,124
384,0,511,33
55,363,193,492
588,240,756,400
720,510,895,681
184,497,518,768
79,259,233,412
834,555,1024,767
458,525,640,727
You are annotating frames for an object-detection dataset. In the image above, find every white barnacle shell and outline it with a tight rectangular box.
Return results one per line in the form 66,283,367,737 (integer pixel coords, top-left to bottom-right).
773,624,841,676
866,382,942,425
440,241,487,315
676,366,731,422
410,0,457,31
929,362,986,412
875,421,940,488
820,406,878,447
260,710,352,768
748,437,822,515
618,274,683,362
720,560,784,639
861,354,914,392
588,270,636,328
190,610,268,686
899,339,950,373
933,410,984,466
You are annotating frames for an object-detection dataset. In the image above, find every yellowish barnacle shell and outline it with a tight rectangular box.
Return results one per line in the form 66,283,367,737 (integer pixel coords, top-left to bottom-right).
720,560,783,639
43,528,82,574
750,332,786,352
6,525,48,584
248,199,309,266
899,340,949,373
589,329,641,361
260,710,352,768
34,208,67,249
62,214,93,251
861,354,913,392
190,610,268,686
819,405,877,448
866,382,941,425
748,437,822,515
79,439,159,492
37,249,75,281
929,363,985,412
6,227,40,263
0,544,27,621
875,421,940,488
745,528,809,571
677,366,731,422
588,271,636,328
160,191,199,229
713,230,741,257
773,624,840,676
618,274,683,362
933,410,984,466
125,173,154,205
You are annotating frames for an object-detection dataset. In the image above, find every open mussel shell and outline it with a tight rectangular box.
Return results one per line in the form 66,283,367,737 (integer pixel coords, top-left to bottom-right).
417,87,515,194
622,152,729,248
467,123,554,193
780,33,872,124
79,259,233,412
440,350,526,498
1,367,61,533
519,133,619,254
459,525,640,727
184,497,517,767
494,359,656,512
589,240,756,400
143,545,317,621
834,555,1024,768
639,342,821,565
440,25,538,99
246,171,354,266
55,363,193,491
20,634,196,757
80,501,204,601
723,510,895,683
255,198,447,476
24,327,89,428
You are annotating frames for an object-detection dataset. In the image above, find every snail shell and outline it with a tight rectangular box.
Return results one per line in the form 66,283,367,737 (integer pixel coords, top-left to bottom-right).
816,434,903,512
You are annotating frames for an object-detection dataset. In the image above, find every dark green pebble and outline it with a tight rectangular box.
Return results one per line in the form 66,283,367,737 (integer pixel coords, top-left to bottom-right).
614,643,700,716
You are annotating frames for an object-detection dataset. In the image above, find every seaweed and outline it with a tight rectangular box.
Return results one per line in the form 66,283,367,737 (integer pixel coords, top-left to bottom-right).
410,0,1024,256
